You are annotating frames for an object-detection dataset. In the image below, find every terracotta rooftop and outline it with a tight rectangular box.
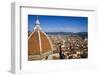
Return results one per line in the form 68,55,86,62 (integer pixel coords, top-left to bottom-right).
28,16,52,57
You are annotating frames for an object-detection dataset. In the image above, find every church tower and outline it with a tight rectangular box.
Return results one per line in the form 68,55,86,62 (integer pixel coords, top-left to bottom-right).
28,16,53,60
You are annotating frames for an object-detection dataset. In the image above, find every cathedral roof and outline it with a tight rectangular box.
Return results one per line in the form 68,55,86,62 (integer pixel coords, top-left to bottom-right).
28,16,52,57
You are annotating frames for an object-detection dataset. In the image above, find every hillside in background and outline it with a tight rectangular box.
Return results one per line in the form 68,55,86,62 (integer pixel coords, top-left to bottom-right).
46,32,88,39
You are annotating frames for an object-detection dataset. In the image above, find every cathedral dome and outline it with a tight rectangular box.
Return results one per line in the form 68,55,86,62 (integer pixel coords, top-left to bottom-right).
28,16,53,60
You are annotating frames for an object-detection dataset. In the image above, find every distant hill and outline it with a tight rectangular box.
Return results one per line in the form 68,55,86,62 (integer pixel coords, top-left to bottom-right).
46,32,88,39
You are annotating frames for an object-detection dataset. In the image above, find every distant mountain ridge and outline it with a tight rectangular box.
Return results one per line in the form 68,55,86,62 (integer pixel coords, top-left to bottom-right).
46,32,88,39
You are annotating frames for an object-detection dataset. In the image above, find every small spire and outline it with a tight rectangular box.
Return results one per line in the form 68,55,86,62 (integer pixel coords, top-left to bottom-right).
35,16,40,25
34,16,41,31
37,16,38,20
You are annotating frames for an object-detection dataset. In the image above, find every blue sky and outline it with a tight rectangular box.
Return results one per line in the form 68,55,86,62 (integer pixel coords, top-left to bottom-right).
28,15,88,33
